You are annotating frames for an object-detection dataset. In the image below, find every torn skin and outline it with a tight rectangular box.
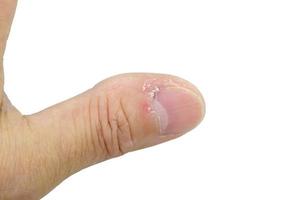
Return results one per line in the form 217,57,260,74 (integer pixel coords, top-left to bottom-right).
142,80,169,134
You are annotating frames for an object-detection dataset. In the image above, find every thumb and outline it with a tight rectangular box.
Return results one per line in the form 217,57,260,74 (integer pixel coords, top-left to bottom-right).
28,73,205,177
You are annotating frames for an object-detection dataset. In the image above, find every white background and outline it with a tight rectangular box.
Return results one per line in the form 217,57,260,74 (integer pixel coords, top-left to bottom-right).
3,0,300,199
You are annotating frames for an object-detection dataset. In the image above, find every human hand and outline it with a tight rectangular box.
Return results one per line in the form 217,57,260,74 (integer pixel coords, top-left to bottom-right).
0,1,205,199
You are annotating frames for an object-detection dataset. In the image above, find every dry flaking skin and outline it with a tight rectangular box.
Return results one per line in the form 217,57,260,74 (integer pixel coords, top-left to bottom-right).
143,82,166,133
142,79,179,134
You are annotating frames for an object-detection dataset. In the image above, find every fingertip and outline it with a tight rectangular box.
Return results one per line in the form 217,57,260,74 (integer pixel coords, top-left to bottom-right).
142,77,205,137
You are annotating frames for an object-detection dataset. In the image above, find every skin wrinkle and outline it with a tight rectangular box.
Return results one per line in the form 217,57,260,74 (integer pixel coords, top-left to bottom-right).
105,95,115,156
120,98,134,151
78,105,85,166
83,102,91,165
100,95,112,158
96,94,109,160
81,96,93,164
98,95,108,159
83,101,92,167
109,97,122,157
88,95,100,162
94,91,135,158
68,106,82,172
116,120,125,156
115,100,125,155
116,99,131,155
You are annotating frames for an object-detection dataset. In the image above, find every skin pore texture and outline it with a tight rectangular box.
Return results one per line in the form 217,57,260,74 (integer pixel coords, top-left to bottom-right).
0,1,205,199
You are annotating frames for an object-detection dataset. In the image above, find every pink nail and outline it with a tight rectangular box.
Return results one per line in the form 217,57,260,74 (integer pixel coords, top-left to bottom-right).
144,83,205,135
